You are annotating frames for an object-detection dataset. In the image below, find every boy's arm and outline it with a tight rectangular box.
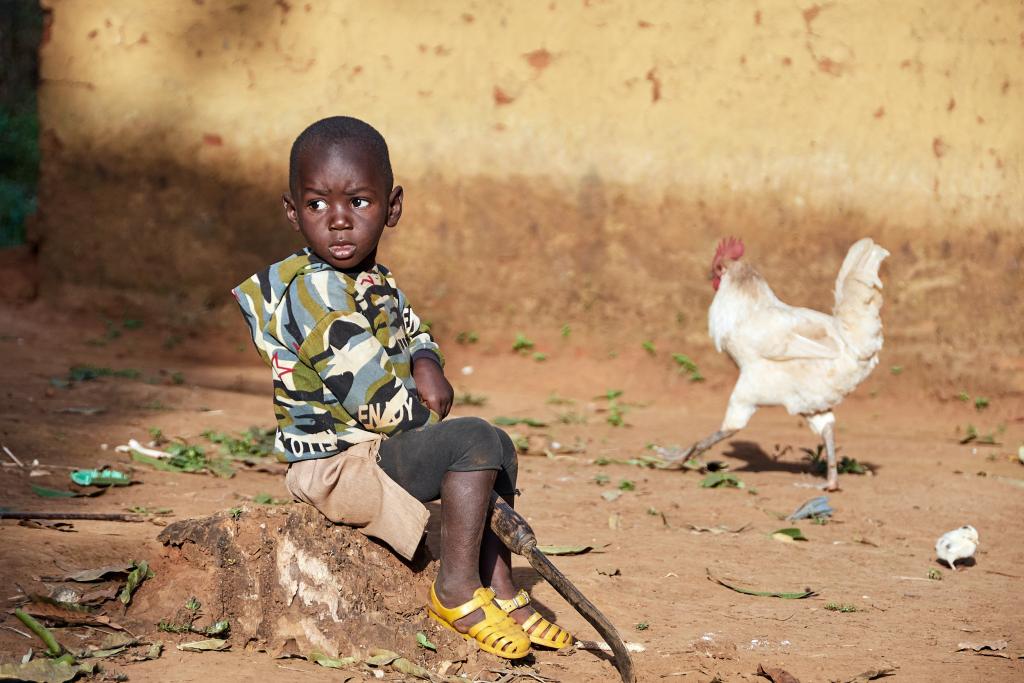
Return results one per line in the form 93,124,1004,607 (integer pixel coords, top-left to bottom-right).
400,290,453,418
412,355,453,418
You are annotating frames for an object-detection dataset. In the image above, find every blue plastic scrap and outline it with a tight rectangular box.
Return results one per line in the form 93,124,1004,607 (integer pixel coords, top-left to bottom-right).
787,496,833,521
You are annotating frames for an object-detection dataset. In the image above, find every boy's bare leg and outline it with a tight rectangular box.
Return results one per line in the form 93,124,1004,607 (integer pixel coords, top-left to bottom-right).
479,493,538,626
433,469,497,632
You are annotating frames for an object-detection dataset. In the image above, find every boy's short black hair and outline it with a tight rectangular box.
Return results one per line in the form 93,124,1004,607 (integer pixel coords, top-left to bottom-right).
289,116,394,195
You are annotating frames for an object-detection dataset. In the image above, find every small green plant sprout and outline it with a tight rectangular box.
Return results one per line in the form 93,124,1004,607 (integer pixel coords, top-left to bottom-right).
602,389,624,401
958,423,1002,445
824,602,857,613
641,340,656,355
671,353,704,382
228,507,243,520
593,473,610,486
416,631,436,651
974,396,990,411
927,568,942,581
512,333,535,353
606,403,627,427
618,479,636,491
890,365,903,375
546,392,574,405
646,507,659,516
635,622,650,631
532,352,548,362
170,371,185,385
556,411,587,425
148,426,166,445
454,392,488,407
560,323,571,339
955,391,970,402
252,493,287,505
803,445,868,474
455,331,479,344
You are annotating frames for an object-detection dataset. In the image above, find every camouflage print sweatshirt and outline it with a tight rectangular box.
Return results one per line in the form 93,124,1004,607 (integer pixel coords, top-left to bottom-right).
232,248,442,463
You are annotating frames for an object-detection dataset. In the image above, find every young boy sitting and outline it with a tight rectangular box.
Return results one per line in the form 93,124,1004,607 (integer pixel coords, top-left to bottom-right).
232,116,571,659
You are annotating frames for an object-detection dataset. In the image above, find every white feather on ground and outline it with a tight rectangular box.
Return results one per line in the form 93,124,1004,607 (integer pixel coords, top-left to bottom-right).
935,525,979,570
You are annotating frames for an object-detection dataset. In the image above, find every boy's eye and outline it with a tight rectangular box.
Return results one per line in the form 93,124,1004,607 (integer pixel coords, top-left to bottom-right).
351,198,370,209
307,199,328,211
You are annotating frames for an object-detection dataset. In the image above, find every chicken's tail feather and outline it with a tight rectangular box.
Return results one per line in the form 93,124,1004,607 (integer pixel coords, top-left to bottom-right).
833,238,890,360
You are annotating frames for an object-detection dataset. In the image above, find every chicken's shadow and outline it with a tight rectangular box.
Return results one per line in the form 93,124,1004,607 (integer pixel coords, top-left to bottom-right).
721,440,883,476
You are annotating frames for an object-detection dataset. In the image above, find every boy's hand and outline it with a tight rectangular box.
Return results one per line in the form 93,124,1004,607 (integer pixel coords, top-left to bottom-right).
413,358,453,419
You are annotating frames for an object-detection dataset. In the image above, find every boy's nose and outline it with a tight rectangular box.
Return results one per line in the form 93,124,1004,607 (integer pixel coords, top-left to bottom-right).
329,207,352,229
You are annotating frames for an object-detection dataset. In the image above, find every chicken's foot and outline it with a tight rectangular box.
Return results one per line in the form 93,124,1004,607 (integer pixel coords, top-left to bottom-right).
658,429,737,469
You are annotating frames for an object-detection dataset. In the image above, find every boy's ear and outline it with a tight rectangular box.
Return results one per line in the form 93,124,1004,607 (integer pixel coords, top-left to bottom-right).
282,193,299,229
386,185,404,227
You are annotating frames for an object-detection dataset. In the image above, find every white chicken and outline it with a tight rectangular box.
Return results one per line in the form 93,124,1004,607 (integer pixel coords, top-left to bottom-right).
935,525,979,570
664,237,889,490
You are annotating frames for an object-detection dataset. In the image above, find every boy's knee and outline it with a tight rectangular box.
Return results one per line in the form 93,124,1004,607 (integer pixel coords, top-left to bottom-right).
452,416,505,469
495,429,518,465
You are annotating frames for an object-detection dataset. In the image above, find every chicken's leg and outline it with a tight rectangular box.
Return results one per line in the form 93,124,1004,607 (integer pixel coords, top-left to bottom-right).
822,420,839,491
807,411,839,491
657,429,737,469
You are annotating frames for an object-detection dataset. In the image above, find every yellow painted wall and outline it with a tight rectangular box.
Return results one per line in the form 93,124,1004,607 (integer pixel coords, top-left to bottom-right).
34,0,1024,386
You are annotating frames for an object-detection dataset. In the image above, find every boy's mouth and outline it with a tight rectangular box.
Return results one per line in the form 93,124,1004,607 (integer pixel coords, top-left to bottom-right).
328,243,357,260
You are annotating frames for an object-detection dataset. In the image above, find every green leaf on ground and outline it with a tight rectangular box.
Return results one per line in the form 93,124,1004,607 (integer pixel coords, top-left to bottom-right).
365,650,401,667
772,528,808,542
307,651,358,669
118,560,154,606
0,659,95,683
68,365,140,382
454,392,487,407
492,416,548,428
176,638,228,652
30,484,80,498
671,353,705,382
700,472,745,489
251,493,287,505
706,570,815,599
824,602,858,612
512,333,534,352
415,631,436,651
536,545,595,556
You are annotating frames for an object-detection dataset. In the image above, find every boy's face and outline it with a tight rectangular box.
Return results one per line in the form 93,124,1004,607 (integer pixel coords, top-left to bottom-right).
284,141,402,271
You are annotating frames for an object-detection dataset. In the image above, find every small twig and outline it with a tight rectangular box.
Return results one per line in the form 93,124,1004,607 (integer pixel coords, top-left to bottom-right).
0,512,147,522
1,624,32,639
983,569,1022,579
275,664,310,674
2,445,23,467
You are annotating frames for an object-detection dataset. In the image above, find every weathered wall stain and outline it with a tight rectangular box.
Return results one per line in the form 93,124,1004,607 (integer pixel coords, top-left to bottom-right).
29,0,1024,387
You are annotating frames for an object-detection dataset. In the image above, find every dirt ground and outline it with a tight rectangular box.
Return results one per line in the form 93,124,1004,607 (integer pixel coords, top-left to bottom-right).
1,299,1022,683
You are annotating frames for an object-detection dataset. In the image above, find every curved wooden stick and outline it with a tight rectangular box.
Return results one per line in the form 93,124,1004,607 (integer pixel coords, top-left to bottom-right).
489,494,636,683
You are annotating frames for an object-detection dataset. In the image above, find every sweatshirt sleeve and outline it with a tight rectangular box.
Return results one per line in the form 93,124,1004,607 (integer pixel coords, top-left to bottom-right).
292,275,437,436
398,287,444,366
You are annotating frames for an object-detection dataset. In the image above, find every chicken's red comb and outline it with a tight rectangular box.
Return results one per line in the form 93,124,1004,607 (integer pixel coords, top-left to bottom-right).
713,236,745,262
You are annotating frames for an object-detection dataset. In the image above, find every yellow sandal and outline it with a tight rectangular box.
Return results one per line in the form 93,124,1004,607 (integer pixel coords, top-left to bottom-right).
493,589,574,650
427,584,531,659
